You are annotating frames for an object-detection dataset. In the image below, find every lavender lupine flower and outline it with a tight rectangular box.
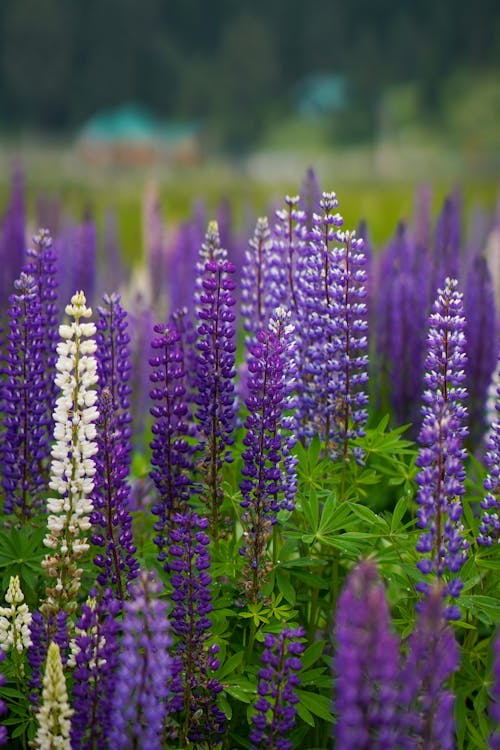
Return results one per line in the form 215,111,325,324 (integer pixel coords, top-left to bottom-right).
90,294,138,599
168,511,226,745
34,642,72,750
108,572,172,749
0,650,7,745
27,611,69,708
430,194,461,300
270,195,307,314
0,163,25,319
464,254,497,446
1,273,48,518
194,221,237,537
250,626,305,750
415,277,469,618
42,292,99,618
149,322,194,560
241,217,273,337
490,629,500,750
299,167,322,229
70,593,120,750
240,308,298,603
399,584,459,750
168,201,207,315
22,228,60,418
479,350,500,546
333,560,401,750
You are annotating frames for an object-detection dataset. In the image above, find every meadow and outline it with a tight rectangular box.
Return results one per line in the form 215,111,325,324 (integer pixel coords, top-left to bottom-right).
0,162,499,749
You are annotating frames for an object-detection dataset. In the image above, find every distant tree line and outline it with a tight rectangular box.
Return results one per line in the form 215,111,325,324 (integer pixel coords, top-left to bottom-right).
0,0,499,149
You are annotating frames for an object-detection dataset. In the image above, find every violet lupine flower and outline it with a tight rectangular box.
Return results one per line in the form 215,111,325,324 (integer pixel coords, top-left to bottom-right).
168,511,226,745
70,593,120,750
299,167,322,229
270,195,307,314
1,273,49,518
415,277,470,619
241,216,273,337
0,163,25,319
149,322,193,557
0,650,7,745
108,572,172,749
333,559,401,750
430,194,461,301
194,221,237,538
27,610,69,708
22,228,60,417
478,349,500,546
399,584,459,750
90,389,139,600
250,626,305,750
491,628,500,750
240,308,298,603
168,201,207,316
464,254,497,446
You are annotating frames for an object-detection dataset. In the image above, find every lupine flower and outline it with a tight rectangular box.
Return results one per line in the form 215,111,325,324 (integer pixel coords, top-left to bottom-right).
415,277,469,618
490,628,500,750
0,575,32,653
431,194,461,297
479,349,500,546
56,219,97,310
70,592,120,750
464,254,497,446
194,221,237,537
149,322,193,559
108,572,172,749
42,291,99,618
27,611,69,708
399,584,459,750
240,308,298,602
333,559,401,750
22,228,60,417
168,511,226,745
241,216,273,337
1,272,48,518
90,293,138,599
168,200,207,315
0,163,25,319
34,641,72,750
250,626,305,750
270,195,307,314
299,167,322,229
0,650,8,745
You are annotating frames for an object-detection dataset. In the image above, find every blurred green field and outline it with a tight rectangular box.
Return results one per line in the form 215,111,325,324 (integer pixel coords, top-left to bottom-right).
0,140,499,266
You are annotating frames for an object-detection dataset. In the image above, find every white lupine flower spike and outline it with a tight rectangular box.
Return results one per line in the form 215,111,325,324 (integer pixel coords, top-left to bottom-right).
34,642,73,750
41,291,99,618
0,575,32,653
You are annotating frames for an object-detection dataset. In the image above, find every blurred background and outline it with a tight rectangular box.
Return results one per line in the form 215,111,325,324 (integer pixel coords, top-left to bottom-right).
0,0,499,250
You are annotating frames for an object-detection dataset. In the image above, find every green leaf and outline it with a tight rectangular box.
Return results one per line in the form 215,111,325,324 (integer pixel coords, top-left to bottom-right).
460,595,500,625
276,569,296,605
300,639,326,670
217,651,244,681
391,495,409,531
296,702,315,727
296,691,334,722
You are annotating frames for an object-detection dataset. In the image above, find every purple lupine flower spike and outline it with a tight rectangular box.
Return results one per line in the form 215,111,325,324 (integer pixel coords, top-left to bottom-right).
415,277,469,618
478,349,500,546
108,572,172,749
70,593,120,750
490,629,500,750
333,559,401,750
168,511,226,745
194,220,237,538
149,322,193,559
27,610,69,708
399,584,459,750
299,166,322,229
240,307,297,603
241,216,273,337
464,253,497,446
431,194,461,299
271,195,307,314
250,626,305,750
1,272,49,518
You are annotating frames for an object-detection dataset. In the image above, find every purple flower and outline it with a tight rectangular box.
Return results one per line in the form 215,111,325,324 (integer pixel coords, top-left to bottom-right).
27,610,69,708
250,626,305,750
431,193,461,296
299,167,322,229
479,350,500,546
56,217,96,308
270,195,307,314
399,584,459,750
333,559,401,750
149,322,193,554
1,272,49,518
194,221,237,537
490,628,500,750
168,201,207,315
240,308,298,602
415,277,469,616
70,593,121,750
108,572,172,749
167,511,226,745
241,216,273,337
0,164,25,318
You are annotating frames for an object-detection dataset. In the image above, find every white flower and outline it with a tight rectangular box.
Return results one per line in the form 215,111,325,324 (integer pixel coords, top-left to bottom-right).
0,576,32,652
34,642,73,750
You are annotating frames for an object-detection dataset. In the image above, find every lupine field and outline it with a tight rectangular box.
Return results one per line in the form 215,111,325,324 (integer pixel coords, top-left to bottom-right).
0,165,499,750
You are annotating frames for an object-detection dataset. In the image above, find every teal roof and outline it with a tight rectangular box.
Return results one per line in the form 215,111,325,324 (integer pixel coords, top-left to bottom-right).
80,104,199,143
296,74,348,116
